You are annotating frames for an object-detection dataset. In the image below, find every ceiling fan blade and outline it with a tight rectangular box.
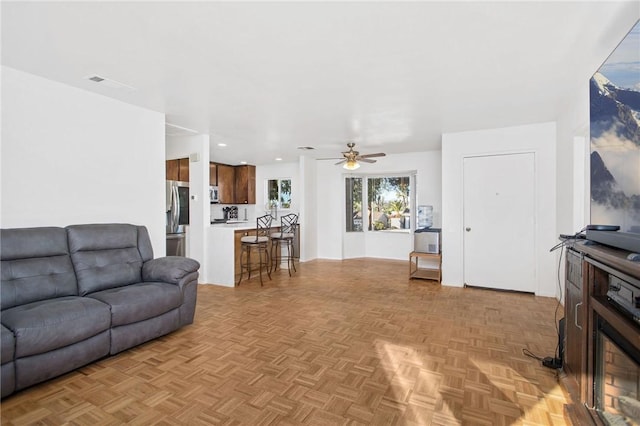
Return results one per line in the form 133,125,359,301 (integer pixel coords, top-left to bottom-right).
358,153,386,159
316,157,344,160
358,158,377,163
334,159,346,166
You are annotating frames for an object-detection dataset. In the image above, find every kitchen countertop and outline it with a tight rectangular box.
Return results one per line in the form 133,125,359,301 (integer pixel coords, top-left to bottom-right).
210,221,256,231
209,221,285,231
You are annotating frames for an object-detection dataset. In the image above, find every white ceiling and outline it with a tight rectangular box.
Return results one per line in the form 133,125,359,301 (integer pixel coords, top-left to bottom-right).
2,1,639,165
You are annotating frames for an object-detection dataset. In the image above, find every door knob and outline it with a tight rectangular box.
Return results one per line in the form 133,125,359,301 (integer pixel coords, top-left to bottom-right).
466,227,471,232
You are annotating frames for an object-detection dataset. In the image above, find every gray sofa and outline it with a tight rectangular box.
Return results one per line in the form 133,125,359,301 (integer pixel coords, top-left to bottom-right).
0,223,200,398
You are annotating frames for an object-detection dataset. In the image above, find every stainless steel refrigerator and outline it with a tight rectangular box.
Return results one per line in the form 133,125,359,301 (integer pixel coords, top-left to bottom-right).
166,180,189,256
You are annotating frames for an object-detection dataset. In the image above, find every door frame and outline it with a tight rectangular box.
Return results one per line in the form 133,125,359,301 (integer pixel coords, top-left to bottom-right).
462,151,537,292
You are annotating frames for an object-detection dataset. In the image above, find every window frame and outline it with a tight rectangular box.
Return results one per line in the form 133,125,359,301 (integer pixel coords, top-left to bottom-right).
344,172,416,234
265,178,292,210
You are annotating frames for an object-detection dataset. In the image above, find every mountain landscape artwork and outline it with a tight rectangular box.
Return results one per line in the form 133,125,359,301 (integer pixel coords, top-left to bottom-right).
590,20,640,233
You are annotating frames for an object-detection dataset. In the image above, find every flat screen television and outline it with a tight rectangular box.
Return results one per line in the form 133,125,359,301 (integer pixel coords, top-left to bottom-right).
589,19,640,253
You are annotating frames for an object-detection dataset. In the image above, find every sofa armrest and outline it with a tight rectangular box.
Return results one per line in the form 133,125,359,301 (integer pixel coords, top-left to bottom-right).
142,256,200,285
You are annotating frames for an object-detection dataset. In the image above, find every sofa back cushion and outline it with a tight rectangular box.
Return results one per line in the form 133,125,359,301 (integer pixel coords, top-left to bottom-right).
67,224,154,296
1,227,77,310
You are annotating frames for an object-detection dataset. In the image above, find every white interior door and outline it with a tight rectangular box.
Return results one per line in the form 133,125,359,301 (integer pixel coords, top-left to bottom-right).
463,153,536,292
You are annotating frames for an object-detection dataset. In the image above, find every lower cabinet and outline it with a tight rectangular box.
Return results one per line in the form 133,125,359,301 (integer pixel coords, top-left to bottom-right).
234,230,244,282
564,248,586,401
562,242,640,425
233,228,278,282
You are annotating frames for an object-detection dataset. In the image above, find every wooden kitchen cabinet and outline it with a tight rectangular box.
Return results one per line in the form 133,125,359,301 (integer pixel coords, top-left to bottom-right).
233,230,246,282
217,164,235,204
210,162,255,204
178,158,189,182
234,165,256,204
166,158,189,182
209,162,218,186
166,159,179,181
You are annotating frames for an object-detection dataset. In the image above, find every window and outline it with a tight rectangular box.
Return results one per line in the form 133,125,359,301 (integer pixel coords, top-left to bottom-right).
345,177,363,231
267,178,291,209
346,175,411,232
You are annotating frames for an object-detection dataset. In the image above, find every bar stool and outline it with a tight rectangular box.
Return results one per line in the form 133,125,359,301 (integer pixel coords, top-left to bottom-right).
270,213,298,276
237,214,272,286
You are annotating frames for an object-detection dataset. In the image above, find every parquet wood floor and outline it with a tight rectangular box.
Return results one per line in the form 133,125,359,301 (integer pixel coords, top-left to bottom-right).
1,259,569,425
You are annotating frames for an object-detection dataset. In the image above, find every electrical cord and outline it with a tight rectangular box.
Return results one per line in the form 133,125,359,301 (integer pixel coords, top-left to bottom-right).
522,348,544,362
524,227,586,369
553,244,563,362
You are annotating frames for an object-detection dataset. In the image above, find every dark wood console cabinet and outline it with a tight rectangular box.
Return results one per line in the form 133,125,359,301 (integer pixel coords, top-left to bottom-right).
564,248,588,403
563,241,640,425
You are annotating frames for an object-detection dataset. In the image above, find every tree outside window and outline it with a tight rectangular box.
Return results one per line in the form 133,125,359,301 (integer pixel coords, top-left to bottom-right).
267,179,291,209
346,177,363,232
368,177,410,231
345,175,411,232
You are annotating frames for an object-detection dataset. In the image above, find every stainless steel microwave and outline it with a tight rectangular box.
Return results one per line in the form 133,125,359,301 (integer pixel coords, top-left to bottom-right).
209,186,220,203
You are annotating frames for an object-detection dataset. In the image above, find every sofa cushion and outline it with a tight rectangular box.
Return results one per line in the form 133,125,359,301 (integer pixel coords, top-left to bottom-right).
87,282,182,327
67,224,150,296
2,296,111,358
1,325,15,364
1,227,77,310
1,227,69,261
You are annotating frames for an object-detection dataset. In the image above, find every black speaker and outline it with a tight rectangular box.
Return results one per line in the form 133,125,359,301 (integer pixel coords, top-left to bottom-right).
558,317,565,366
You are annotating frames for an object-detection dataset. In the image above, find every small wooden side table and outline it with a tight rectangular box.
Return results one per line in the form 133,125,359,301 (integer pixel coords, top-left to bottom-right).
409,251,441,282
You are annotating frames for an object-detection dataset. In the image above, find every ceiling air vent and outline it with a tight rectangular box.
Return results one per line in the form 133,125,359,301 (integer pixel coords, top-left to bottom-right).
83,74,136,91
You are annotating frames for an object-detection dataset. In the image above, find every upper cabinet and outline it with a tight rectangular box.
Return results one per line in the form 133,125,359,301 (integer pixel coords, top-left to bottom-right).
209,162,218,186
234,165,256,204
166,158,189,182
210,163,256,204
217,164,235,204
167,159,255,203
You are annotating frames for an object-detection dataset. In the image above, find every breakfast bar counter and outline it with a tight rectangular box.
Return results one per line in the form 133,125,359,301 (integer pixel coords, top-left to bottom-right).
206,223,251,287
206,222,295,287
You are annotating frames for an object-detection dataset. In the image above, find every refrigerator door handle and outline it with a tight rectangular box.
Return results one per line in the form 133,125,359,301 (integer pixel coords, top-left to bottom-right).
171,184,179,232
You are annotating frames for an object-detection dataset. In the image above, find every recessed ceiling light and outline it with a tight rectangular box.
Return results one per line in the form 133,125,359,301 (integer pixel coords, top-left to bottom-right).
297,146,315,150
275,157,282,161
217,143,227,147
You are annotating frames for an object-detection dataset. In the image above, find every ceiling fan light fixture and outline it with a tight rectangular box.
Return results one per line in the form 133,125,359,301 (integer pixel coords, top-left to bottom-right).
343,159,360,170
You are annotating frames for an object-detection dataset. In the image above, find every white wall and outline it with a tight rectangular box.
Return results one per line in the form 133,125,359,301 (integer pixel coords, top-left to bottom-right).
299,155,318,261
1,67,166,254
554,80,591,302
441,122,557,297
556,83,590,236
166,135,210,282
315,150,442,261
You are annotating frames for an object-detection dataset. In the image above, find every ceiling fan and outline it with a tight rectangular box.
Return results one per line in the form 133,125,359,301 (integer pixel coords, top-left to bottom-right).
319,142,386,170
